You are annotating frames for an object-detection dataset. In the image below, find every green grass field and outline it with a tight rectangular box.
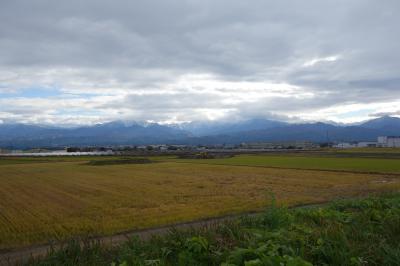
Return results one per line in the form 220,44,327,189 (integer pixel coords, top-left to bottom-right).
174,154,400,173
329,147,400,153
0,154,399,250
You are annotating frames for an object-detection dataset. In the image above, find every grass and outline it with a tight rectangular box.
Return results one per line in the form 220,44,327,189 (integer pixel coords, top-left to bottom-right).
0,156,113,165
86,158,153,165
329,147,400,153
0,155,399,250
174,154,400,173
28,193,400,266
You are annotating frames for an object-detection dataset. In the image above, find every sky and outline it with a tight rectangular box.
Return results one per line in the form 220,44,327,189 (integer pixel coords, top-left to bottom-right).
1,0,400,126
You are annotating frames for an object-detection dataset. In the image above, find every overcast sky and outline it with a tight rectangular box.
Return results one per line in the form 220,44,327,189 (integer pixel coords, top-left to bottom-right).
1,0,400,125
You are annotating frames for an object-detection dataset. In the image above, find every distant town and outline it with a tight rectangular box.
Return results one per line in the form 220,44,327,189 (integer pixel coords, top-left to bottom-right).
1,135,399,157
333,136,400,149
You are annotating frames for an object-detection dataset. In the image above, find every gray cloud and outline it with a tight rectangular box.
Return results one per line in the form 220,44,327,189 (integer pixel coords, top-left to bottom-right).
370,110,400,117
0,0,400,124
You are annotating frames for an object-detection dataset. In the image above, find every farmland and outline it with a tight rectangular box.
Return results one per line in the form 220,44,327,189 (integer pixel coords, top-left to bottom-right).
0,153,399,251
172,154,400,173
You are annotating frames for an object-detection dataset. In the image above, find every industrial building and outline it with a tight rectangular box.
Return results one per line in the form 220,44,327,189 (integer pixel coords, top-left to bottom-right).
378,136,400,148
334,136,400,149
357,142,378,148
334,143,356,149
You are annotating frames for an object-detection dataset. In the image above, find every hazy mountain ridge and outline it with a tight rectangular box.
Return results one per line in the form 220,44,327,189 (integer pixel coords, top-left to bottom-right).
0,116,399,148
175,119,288,136
359,116,400,130
0,121,192,148
177,118,400,145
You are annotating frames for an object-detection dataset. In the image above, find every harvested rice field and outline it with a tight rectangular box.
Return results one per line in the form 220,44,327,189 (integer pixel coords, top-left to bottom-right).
0,155,399,249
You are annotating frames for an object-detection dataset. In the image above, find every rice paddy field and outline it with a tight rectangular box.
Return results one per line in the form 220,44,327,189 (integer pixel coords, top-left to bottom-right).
172,154,400,173
0,152,399,250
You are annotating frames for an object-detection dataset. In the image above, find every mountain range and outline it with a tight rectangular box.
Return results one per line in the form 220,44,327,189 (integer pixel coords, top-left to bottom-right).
0,116,400,148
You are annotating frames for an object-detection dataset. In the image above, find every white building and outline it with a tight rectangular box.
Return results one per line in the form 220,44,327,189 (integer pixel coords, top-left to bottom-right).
334,142,356,149
378,136,400,148
357,142,378,148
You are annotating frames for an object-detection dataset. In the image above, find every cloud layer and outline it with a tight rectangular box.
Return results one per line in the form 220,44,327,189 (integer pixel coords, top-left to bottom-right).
1,0,400,125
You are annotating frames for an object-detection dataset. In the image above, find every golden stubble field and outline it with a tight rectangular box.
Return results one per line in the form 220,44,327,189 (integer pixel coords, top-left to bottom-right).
0,159,399,249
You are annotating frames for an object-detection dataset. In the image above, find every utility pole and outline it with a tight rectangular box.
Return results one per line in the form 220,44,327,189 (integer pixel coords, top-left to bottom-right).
326,130,330,143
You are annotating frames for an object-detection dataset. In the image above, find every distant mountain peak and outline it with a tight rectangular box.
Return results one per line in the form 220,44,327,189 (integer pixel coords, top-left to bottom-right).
361,116,400,129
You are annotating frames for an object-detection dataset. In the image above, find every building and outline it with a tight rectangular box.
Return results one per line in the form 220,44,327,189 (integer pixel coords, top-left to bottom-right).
334,142,356,149
357,142,378,148
378,136,400,148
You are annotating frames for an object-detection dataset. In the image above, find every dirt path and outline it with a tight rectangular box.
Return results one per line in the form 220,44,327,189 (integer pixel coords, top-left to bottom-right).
0,201,329,266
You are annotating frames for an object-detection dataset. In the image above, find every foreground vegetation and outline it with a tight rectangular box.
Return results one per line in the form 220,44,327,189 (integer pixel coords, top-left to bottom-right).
29,193,400,266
